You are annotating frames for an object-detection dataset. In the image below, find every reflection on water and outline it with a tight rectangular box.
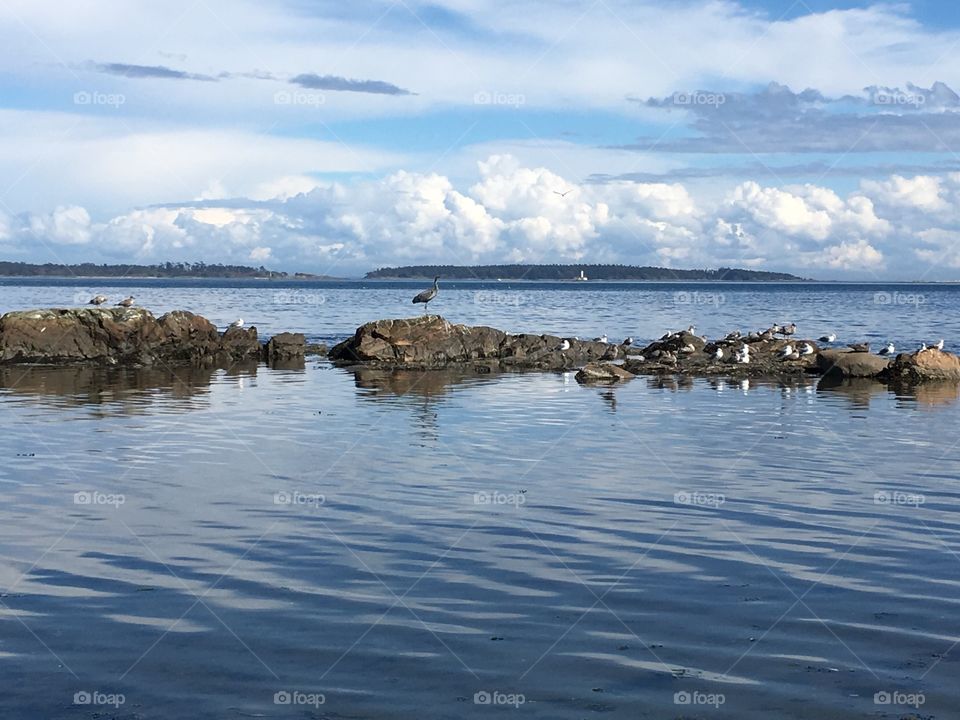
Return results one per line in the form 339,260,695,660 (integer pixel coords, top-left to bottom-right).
0,362,264,413
818,373,960,409
0,363,959,718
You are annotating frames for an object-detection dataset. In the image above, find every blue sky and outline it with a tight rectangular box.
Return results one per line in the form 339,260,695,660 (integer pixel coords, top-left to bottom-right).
1,0,960,278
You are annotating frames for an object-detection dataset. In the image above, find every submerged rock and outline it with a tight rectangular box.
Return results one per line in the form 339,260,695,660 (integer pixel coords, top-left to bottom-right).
575,362,636,384
328,316,620,370
882,347,960,382
816,349,890,378
0,307,265,366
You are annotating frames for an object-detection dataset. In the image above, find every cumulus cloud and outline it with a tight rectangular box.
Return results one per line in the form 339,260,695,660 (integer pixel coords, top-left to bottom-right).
9,156,960,278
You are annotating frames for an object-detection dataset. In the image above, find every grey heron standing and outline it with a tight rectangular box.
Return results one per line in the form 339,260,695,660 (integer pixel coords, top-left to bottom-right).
412,276,440,314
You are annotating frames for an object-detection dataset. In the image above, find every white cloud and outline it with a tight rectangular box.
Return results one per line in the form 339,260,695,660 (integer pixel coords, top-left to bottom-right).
7,157,960,277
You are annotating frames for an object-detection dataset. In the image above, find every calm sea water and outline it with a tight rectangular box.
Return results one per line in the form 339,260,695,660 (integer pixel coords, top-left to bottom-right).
0,279,958,719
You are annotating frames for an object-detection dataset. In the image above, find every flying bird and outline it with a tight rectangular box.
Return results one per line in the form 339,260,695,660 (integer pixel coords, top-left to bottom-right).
553,189,574,197
412,276,440,313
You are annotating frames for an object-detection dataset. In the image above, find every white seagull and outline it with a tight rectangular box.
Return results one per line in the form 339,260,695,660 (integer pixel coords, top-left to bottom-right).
878,342,895,356
229,318,244,328
713,347,724,360
800,342,815,355
818,333,836,343
622,337,634,346
931,339,945,351
558,339,571,351
593,334,608,343
780,344,795,358
89,295,108,305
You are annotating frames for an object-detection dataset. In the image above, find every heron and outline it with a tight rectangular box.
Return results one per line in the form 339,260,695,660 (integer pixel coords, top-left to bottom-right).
412,276,440,314
89,295,108,305
117,296,135,307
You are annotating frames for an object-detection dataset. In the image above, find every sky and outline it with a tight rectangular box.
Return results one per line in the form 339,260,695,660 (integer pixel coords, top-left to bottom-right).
2,1,960,279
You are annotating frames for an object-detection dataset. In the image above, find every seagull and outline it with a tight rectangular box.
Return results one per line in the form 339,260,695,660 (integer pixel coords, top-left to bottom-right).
818,333,836,343
878,342,895,356
780,344,795,358
116,296,135,307
713,347,724,360
88,295,108,305
553,189,574,197
412,276,440,314
229,318,244,328
770,324,783,334
847,342,870,353
800,342,815,356
593,335,608,343
781,323,797,336
622,337,634,346
930,339,945,351
686,325,696,334
919,342,928,352
680,343,696,354
558,339,571,351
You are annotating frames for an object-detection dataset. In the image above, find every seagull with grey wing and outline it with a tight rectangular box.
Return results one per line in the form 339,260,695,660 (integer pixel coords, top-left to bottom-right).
412,276,440,314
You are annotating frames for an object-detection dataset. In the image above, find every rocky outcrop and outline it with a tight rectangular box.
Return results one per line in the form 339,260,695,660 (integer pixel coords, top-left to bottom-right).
881,348,960,382
328,315,620,370
816,349,890,378
263,332,306,361
0,308,262,366
575,362,636,383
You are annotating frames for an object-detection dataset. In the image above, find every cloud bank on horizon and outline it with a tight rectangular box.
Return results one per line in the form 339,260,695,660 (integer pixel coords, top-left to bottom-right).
2,0,960,279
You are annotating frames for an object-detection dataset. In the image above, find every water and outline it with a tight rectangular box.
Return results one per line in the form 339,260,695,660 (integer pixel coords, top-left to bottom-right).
0,279,958,718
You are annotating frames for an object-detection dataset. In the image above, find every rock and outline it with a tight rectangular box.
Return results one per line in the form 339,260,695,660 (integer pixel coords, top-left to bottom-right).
0,308,262,366
881,348,960,382
328,316,620,370
816,349,890,378
575,362,636,384
305,343,328,356
263,332,306,361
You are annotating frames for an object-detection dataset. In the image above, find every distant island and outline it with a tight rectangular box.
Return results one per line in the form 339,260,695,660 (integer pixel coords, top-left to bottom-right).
365,264,807,281
0,261,333,279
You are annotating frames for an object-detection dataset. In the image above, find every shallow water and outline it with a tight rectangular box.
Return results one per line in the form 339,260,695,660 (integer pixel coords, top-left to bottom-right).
0,280,958,718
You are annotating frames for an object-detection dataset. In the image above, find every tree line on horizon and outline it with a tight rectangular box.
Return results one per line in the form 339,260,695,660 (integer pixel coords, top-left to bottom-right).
365,264,804,281
0,261,288,278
